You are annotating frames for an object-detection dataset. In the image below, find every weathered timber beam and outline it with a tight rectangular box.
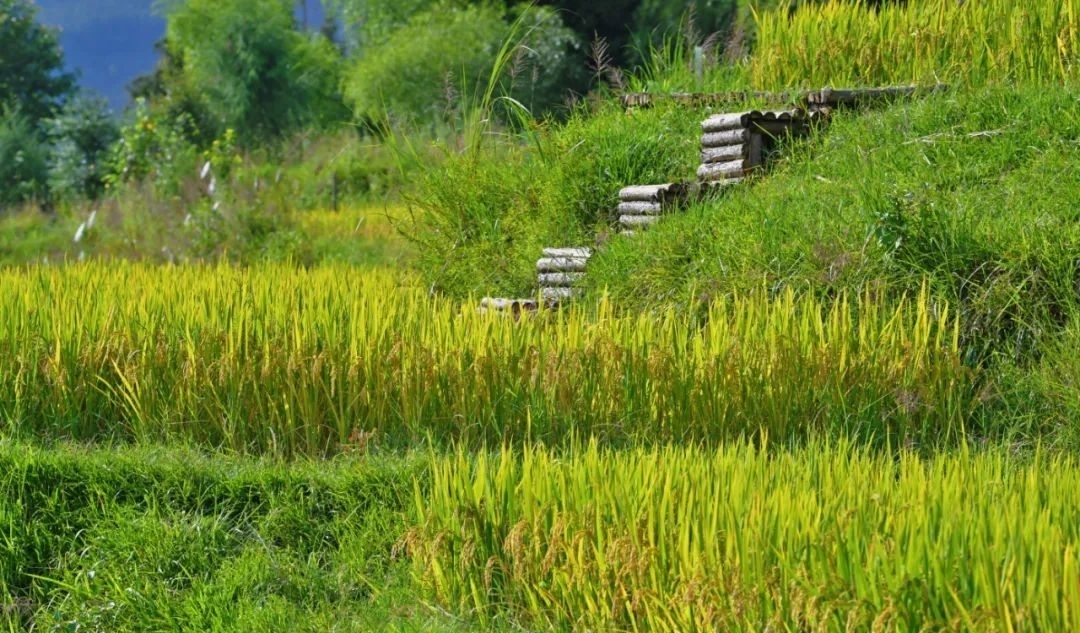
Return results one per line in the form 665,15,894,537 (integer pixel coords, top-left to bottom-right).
697,159,751,181
701,128,752,147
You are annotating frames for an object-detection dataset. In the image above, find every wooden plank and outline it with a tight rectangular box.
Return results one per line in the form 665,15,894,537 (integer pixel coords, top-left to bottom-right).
542,247,592,259
618,201,663,215
537,257,588,272
538,272,585,287
701,128,751,147
619,214,661,228
697,159,748,181
700,143,748,164
701,112,751,133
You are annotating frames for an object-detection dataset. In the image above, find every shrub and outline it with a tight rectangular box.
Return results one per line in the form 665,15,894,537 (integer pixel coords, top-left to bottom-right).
344,4,584,131
45,95,120,201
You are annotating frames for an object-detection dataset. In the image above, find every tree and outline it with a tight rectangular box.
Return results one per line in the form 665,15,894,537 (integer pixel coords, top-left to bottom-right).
0,109,49,206
0,0,76,124
164,0,347,145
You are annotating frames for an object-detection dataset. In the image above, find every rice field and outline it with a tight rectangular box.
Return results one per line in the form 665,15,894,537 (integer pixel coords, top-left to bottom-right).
413,441,1080,632
0,263,972,456
752,0,1080,88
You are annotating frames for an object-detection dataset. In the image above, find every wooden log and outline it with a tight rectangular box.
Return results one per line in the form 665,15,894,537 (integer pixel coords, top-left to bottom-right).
747,134,764,168
538,272,585,287
619,214,661,228
479,297,540,315
751,109,805,122
619,182,687,203
537,257,588,272
700,143,748,164
697,177,745,196
701,112,751,133
806,84,948,108
541,286,579,302
701,128,751,147
542,247,592,259
618,201,663,215
697,159,749,181
620,90,800,109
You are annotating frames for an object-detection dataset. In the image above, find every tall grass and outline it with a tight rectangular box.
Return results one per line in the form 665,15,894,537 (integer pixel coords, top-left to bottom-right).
413,441,1080,631
0,263,971,456
752,0,1080,88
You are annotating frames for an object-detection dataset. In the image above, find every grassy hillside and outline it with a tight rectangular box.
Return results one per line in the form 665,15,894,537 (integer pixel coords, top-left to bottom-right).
4,0,1080,630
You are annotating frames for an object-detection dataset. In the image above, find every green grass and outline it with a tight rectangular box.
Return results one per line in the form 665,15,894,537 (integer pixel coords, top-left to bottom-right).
587,85,1080,367
0,440,495,632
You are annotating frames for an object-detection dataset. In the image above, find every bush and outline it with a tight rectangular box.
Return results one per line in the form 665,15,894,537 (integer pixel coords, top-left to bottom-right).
46,95,120,201
104,98,200,197
345,4,508,132
345,4,584,131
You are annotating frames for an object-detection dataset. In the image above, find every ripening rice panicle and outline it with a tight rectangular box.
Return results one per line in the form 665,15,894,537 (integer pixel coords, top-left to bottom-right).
413,441,1080,632
0,263,972,456
752,0,1080,88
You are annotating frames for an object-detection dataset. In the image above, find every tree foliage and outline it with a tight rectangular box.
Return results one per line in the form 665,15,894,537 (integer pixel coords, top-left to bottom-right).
0,109,49,206
164,0,347,145
46,95,120,201
0,0,77,124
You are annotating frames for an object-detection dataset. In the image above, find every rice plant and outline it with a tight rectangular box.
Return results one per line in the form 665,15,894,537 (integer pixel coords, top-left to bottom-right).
0,263,972,456
751,0,1080,88
412,441,1080,631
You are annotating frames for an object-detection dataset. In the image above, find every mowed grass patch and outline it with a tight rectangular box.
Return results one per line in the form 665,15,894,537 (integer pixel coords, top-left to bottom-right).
1,263,972,456
413,441,1080,632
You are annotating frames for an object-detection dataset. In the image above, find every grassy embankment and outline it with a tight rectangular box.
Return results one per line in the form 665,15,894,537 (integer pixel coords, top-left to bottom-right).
3,0,1080,629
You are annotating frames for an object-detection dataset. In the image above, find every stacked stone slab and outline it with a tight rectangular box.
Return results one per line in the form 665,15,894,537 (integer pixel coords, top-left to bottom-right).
617,183,691,235
537,247,591,303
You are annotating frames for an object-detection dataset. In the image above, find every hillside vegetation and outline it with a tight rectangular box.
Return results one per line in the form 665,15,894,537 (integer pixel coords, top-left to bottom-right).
3,0,1080,630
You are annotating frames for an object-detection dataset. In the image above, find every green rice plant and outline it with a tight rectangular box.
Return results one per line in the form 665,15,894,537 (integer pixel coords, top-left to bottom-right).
412,441,1080,631
0,263,972,457
751,0,1080,88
